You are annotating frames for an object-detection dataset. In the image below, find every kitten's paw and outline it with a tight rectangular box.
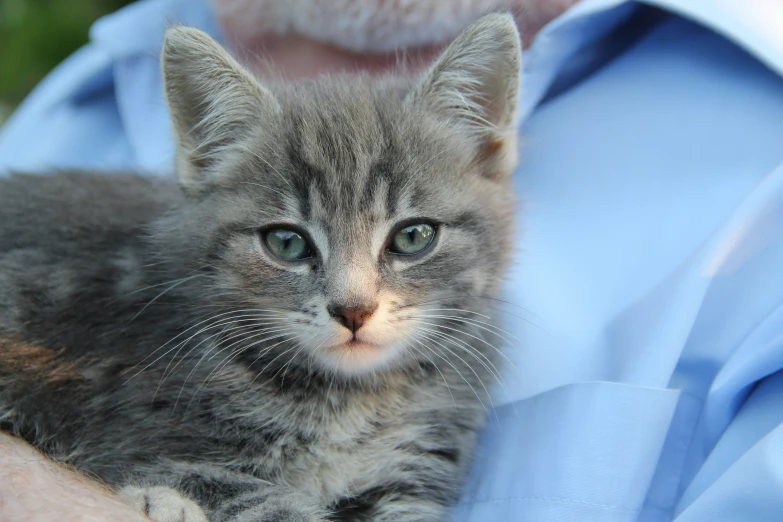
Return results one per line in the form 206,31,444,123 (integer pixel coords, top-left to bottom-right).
119,485,208,522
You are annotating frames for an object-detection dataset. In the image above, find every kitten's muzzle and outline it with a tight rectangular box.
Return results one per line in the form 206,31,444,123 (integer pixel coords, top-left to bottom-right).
328,303,378,334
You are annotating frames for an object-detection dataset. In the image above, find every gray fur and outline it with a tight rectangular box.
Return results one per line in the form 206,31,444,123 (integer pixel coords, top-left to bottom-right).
0,13,521,522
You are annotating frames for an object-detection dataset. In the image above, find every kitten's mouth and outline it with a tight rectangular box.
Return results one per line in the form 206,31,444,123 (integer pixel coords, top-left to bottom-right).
318,336,402,374
339,339,379,351
323,338,383,357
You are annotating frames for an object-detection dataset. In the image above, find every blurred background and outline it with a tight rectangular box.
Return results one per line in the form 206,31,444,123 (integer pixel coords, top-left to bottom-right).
0,0,133,124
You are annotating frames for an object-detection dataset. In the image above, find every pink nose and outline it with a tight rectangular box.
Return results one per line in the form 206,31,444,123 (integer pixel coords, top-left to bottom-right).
328,304,378,333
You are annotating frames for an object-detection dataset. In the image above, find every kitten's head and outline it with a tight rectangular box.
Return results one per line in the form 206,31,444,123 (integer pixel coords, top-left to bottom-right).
159,14,521,377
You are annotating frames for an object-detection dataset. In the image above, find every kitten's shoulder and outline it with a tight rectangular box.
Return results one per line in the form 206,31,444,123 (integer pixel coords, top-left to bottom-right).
0,171,179,252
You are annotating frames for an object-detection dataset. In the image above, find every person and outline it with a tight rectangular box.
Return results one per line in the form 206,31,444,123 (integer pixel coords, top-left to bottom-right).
1,0,783,520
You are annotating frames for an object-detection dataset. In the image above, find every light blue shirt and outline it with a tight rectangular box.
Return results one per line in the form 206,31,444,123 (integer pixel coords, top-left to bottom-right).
2,1,783,520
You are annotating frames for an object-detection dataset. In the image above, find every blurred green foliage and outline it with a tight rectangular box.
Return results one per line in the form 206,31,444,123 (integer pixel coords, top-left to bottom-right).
0,0,133,122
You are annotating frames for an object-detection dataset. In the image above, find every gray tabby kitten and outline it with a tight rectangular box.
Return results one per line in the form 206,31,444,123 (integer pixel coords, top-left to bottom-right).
0,13,521,522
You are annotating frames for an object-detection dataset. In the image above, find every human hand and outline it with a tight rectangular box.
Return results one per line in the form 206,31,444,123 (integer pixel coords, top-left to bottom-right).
0,434,148,522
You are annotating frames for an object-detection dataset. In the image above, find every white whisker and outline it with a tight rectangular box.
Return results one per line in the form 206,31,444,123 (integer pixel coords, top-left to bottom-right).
128,308,286,372
128,274,204,323
417,329,496,407
417,320,517,374
405,340,458,415
124,311,286,384
413,334,489,416
417,327,508,397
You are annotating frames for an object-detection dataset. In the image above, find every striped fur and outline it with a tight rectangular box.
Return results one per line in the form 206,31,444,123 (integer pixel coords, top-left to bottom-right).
0,14,521,522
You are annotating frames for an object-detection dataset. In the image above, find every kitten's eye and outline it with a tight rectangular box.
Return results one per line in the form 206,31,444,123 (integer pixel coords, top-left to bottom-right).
263,228,312,261
389,223,436,256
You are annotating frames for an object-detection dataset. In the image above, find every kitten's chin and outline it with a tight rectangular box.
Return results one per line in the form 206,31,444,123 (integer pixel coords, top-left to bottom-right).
317,340,406,376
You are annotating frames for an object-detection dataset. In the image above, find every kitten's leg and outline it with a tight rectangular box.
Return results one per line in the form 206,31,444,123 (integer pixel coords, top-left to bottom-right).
210,487,329,522
336,484,456,522
133,465,329,522
371,497,452,522
331,446,470,521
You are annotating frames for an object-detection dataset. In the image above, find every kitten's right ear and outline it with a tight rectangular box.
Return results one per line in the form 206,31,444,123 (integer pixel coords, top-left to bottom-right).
405,13,522,179
162,26,279,193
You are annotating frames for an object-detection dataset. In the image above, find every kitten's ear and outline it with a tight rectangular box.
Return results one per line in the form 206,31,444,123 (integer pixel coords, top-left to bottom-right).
406,13,522,177
162,26,279,192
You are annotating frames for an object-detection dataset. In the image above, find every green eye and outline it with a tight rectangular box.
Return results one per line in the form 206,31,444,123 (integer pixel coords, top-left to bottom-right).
264,228,312,261
390,223,436,255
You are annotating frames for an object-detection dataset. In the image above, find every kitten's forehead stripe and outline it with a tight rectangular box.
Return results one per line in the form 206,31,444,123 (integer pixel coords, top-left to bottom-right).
279,90,410,239
366,149,403,218
371,103,405,218
286,146,314,221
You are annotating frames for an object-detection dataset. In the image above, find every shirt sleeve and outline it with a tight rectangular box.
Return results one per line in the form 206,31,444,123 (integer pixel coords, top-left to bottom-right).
0,44,135,173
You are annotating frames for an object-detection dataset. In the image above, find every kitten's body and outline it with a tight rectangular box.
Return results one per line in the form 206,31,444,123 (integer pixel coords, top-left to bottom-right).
0,173,485,520
0,15,521,522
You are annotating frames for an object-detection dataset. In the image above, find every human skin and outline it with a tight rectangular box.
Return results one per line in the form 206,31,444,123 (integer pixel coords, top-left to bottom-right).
0,433,147,522
0,1,576,520
220,0,581,79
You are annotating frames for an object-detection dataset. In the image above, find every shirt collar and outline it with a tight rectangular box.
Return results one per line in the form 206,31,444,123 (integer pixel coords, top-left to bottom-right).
519,0,783,119
640,0,783,77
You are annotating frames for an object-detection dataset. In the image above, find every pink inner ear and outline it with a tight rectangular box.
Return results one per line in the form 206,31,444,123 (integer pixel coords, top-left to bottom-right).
478,136,505,163
473,134,517,182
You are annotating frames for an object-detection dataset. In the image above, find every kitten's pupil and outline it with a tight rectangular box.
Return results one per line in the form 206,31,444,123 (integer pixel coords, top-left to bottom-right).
390,224,435,255
265,229,311,261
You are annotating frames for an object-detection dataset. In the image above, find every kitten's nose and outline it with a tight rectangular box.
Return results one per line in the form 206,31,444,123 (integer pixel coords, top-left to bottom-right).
328,303,378,334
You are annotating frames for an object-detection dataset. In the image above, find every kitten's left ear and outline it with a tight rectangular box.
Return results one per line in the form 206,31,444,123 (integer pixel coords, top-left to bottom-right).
406,13,522,178
162,26,280,193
